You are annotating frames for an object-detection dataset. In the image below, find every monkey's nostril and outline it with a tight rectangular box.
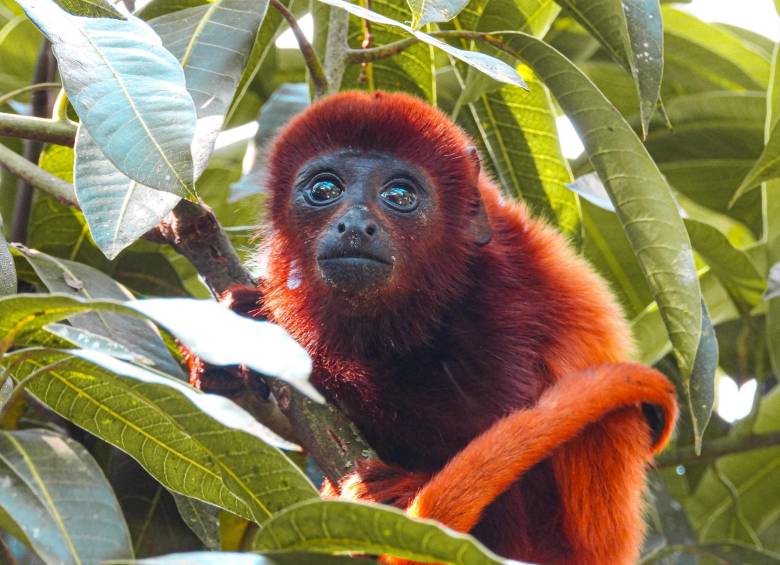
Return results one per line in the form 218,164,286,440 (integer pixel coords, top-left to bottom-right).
366,224,376,236
337,222,346,233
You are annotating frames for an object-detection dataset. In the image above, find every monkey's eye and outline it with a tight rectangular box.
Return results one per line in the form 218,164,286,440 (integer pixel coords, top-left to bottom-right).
305,178,343,206
380,183,418,212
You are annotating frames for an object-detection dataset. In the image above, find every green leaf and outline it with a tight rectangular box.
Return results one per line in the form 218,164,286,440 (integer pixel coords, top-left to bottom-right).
251,499,512,565
149,0,270,176
556,0,663,136
0,429,133,564
128,298,317,401
0,293,128,354
171,493,220,550
17,0,197,196
0,213,14,296
684,218,766,310
462,66,578,235
641,542,780,564
3,348,318,524
74,125,181,260
640,92,766,234
662,7,770,93
499,33,702,380
53,0,123,18
14,246,184,377
0,15,40,95
225,0,289,124
686,385,780,549
406,0,469,29
109,552,363,564
765,43,780,384
685,301,717,452
315,0,527,89
732,117,780,202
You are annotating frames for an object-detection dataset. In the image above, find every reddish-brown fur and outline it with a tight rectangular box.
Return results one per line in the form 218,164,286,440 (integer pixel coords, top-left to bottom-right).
200,91,678,564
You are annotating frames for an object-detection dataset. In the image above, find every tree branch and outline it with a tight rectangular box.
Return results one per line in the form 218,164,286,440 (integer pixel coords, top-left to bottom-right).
344,30,512,64
270,0,328,98
0,113,76,147
656,431,780,468
0,143,76,205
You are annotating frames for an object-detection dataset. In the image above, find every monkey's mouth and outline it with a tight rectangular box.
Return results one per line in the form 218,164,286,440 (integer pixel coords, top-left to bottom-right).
316,251,393,293
316,251,391,266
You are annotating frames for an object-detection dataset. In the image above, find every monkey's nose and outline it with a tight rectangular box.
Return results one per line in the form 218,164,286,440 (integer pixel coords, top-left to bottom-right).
337,218,377,237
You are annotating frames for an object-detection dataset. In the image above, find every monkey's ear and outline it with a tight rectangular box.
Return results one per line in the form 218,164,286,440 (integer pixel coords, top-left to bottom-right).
470,196,492,246
465,146,492,246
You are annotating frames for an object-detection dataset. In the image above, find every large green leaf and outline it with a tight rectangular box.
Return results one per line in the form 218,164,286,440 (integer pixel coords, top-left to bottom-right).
499,33,702,383
662,7,770,94
0,429,132,564
685,385,780,550
315,0,527,89
406,0,468,29
17,0,197,196
555,0,663,136
446,1,577,235
465,67,578,235
149,0,270,175
0,212,14,296
333,0,436,102
765,42,780,382
0,14,40,95
112,553,363,564
53,0,123,18
684,218,766,311
15,245,184,377
639,92,766,234
3,348,319,524
74,126,181,260
252,499,514,565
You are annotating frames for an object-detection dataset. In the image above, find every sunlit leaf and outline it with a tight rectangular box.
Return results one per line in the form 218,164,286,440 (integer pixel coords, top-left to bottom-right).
0,429,132,564
556,0,663,136
14,245,184,377
315,0,527,89
498,32,702,383
127,298,318,401
2,348,318,524
252,499,514,565
406,0,469,29
17,0,197,196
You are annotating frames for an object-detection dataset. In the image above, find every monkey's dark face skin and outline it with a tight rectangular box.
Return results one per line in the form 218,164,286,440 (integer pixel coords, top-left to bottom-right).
291,149,436,297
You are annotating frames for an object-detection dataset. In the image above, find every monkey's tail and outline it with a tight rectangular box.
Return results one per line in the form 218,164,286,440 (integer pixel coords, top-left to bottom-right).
404,362,677,534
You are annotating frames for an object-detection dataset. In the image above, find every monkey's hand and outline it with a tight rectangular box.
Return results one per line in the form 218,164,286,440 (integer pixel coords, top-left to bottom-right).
323,460,432,510
185,284,266,394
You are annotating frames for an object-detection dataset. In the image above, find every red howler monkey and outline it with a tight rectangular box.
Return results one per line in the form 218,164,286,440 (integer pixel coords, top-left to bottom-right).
190,91,678,565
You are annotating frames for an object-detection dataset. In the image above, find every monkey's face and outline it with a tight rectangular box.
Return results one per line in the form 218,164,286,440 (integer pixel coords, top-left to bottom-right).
288,149,438,300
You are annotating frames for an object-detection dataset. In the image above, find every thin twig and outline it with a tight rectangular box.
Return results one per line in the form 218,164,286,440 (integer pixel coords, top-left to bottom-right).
0,82,61,108
344,30,511,64
656,430,780,468
270,0,328,98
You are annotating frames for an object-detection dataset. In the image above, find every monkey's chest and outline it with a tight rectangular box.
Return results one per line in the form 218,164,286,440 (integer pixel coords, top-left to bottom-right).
311,355,535,471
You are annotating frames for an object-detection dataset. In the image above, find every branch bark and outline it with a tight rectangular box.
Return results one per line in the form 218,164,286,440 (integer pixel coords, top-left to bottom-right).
656,430,780,468
270,0,328,98
0,113,76,147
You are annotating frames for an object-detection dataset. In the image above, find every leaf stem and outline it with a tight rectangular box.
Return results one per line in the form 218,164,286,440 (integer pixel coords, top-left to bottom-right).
270,0,328,98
